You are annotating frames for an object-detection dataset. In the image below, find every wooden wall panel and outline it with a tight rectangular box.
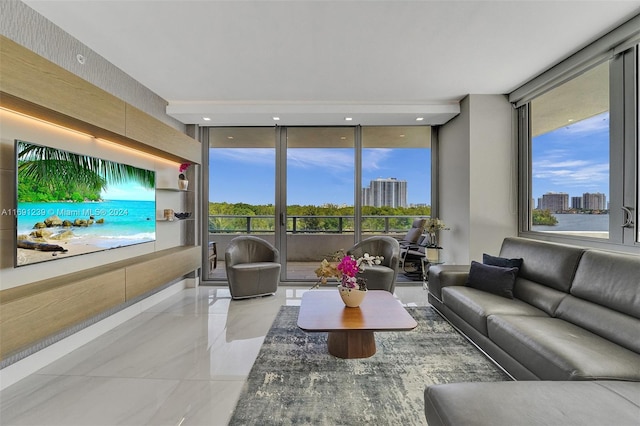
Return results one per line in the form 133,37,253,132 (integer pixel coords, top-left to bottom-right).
125,105,200,164
125,246,201,300
0,34,203,362
0,269,126,359
0,36,126,135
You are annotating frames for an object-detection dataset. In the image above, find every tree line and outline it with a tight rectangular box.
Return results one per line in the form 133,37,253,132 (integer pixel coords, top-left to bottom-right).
208,202,432,232
532,209,558,226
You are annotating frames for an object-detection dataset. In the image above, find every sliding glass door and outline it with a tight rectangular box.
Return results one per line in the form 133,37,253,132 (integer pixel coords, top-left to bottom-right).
206,128,276,281
282,127,356,280
361,126,432,236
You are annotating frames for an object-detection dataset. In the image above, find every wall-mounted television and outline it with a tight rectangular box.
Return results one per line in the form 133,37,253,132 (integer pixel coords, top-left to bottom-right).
15,139,156,267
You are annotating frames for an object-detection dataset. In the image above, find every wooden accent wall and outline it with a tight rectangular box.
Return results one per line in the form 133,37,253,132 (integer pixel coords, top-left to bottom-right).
0,36,203,362
0,246,201,360
0,36,200,164
0,37,126,135
125,105,201,163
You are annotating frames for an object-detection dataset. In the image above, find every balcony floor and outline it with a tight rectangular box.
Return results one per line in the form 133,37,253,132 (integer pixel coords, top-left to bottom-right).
207,260,424,284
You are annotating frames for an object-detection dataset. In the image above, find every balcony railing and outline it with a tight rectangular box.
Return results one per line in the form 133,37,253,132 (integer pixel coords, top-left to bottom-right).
208,215,428,234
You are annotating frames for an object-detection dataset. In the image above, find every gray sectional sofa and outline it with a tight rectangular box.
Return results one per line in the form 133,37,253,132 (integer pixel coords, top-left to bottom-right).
424,237,640,425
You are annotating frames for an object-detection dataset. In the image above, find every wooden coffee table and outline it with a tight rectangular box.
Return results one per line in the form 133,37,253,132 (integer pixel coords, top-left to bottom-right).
297,290,418,359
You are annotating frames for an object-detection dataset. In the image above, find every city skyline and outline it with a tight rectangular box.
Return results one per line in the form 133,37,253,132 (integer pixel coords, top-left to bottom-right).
537,191,607,211
532,111,609,201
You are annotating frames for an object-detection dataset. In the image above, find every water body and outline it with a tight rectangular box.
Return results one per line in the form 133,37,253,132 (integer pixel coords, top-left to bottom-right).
16,199,156,248
532,213,609,232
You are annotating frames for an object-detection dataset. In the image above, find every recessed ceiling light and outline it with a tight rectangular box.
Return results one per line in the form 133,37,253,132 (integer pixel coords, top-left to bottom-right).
340,136,347,140
399,134,405,138
345,117,353,121
203,117,211,121
227,136,234,140
273,116,280,121
415,117,424,121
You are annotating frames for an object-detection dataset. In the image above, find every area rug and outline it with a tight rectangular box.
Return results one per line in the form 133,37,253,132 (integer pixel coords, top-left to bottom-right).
229,306,511,425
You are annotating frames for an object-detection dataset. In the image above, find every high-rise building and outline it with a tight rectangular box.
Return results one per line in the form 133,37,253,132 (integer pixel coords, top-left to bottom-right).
539,192,569,212
363,178,407,208
583,192,607,210
361,187,370,206
571,196,583,209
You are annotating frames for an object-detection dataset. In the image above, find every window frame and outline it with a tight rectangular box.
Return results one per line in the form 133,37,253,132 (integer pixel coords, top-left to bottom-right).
517,46,639,253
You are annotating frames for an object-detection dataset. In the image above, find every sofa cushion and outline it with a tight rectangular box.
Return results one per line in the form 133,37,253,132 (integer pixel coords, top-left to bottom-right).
466,261,518,299
487,314,640,381
499,237,584,292
442,287,547,336
483,253,523,270
555,294,640,354
569,250,640,319
424,381,640,426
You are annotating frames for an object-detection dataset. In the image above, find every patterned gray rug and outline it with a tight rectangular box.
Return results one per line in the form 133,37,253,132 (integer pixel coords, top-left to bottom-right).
229,306,511,425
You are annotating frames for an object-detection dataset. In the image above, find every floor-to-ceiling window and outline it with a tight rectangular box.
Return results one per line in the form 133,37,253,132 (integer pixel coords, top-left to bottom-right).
361,126,432,235
529,61,610,239
206,127,276,280
203,125,433,282
283,127,356,280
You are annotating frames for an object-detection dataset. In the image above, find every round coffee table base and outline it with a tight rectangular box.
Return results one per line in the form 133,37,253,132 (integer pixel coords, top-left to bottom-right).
327,330,376,359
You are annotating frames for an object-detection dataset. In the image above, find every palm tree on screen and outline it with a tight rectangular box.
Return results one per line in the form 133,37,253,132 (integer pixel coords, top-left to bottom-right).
17,141,155,198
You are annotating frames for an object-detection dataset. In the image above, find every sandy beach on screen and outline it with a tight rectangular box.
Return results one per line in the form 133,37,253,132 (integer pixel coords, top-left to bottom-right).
16,236,108,266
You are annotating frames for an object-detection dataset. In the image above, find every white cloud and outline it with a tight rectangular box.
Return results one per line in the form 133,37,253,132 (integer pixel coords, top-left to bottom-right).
211,148,274,165
533,156,609,189
363,149,392,170
211,147,394,172
287,148,353,170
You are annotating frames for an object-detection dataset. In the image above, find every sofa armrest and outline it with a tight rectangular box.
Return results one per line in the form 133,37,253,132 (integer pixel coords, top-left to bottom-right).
428,265,470,301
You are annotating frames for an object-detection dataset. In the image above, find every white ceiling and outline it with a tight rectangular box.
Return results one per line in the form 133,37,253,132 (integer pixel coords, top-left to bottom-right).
23,0,640,126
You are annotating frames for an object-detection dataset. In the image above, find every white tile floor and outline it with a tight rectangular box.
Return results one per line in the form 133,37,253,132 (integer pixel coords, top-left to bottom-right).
0,284,430,426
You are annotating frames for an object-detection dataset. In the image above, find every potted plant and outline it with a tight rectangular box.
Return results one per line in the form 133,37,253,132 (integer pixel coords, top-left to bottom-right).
178,163,191,190
313,250,383,307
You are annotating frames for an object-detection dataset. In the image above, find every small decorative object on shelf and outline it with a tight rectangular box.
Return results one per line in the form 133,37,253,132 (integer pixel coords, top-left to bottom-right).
174,212,192,220
424,217,449,248
312,250,383,308
163,209,174,221
178,162,191,190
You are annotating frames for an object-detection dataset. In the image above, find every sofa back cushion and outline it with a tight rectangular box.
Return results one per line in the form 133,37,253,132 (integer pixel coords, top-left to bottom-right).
555,295,640,354
570,250,640,318
499,238,584,293
555,250,640,353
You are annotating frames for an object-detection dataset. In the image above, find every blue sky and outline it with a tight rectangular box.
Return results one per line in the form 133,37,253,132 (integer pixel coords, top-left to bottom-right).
532,112,609,201
209,147,431,206
207,111,609,207
102,182,155,201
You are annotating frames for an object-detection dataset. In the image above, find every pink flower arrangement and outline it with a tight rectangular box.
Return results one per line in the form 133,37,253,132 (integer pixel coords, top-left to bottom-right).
313,250,383,291
179,163,191,173
337,255,360,287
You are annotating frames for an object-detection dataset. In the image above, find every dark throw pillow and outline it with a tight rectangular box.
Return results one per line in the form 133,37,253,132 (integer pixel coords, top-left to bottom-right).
466,261,518,299
483,253,523,270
